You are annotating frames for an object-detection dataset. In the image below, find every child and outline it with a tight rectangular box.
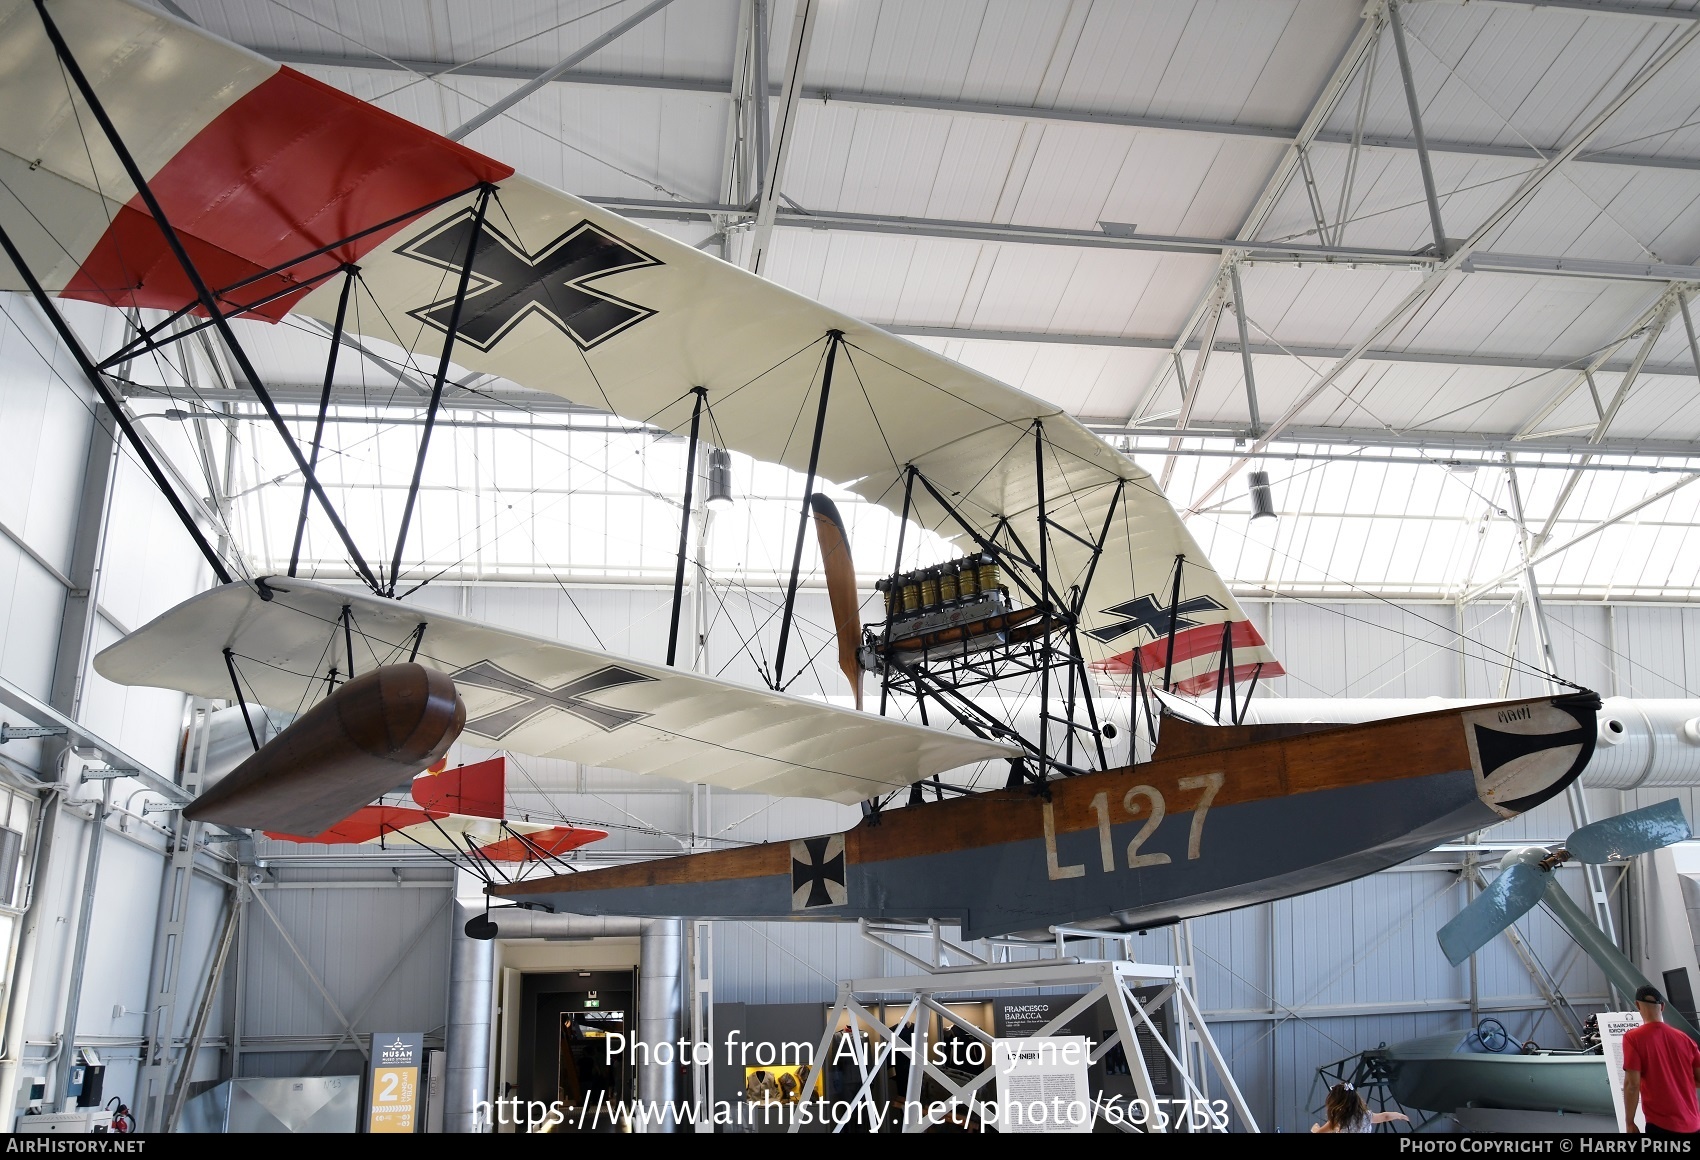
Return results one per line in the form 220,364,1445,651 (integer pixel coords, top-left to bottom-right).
1311,1083,1411,1133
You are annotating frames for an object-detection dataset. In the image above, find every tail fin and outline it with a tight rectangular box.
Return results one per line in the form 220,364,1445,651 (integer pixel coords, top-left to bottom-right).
412,755,506,819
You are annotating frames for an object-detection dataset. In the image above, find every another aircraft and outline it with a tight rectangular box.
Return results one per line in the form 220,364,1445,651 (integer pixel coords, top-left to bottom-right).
264,757,611,868
2,0,1598,937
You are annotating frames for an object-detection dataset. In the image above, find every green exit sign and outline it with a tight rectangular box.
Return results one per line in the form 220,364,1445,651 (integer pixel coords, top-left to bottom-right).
584,1000,600,1008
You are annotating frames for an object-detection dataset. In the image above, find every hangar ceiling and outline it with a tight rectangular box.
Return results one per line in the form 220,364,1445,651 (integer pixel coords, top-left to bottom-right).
136,0,1700,601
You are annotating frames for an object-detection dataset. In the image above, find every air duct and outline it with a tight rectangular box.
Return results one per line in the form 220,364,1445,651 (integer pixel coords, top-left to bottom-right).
636,920,684,1129
445,910,682,1132
445,902,495,1133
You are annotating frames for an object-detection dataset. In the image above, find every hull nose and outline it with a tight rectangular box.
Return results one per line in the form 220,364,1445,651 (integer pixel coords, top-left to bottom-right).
1465,691,1601,818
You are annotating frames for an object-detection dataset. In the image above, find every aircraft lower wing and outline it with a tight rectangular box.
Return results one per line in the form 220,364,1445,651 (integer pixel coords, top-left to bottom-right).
93,578,1017,804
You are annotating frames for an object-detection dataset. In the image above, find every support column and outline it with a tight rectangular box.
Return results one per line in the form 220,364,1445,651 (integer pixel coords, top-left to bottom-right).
1504,460,1616,945
1229,261,1261,436
52,782,109,1110
48,412,118,718
637,919,685,1131
445,902,495,1132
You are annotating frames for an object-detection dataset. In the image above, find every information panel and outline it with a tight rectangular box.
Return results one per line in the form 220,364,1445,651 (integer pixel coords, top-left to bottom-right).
1600,1011,1647,1133
368,1031,424,1134
992,1035,1092,1134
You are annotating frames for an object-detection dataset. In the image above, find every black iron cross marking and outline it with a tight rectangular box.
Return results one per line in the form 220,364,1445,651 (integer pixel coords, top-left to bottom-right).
790,835,847,910
452,660,656,740
1085,593,1226,644
401,211,661,352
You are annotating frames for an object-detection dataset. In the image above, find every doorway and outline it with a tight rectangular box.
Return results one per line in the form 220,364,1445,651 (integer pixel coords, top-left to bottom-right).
516,969,636,1132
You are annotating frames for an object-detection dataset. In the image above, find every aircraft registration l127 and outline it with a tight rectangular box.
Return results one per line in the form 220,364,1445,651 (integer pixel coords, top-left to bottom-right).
493,694,1600,939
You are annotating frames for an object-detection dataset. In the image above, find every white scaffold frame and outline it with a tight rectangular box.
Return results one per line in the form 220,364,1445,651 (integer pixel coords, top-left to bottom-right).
787,920,1258,1134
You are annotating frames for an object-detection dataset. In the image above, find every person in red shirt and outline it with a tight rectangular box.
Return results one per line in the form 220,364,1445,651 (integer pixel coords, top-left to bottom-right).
1623,984,1700,1136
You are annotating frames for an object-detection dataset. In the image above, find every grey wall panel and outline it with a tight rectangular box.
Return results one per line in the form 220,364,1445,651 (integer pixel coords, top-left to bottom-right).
0,542,64,702
1264,601,1463,699
96,454,216,636
0,298,95,576
78,618,188,788
1617,605,1700,698
239,885,451,1074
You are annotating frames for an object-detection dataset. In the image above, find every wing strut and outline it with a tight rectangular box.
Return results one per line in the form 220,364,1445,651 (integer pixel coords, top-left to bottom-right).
389,185,496,595
290,266,357,576
773,330,842,689
876,465,916,720
33,0,383,594
1161,554,1186,691
0,219,234,584
666,387,708,666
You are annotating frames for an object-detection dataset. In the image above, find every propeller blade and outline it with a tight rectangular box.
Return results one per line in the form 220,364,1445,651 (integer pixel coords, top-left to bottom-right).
1437,862,1550,966
809,493,864,710
1567,798,1692,864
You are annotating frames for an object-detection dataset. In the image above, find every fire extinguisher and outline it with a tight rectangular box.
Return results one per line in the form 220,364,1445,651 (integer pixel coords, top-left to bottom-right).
105,1097,135,1133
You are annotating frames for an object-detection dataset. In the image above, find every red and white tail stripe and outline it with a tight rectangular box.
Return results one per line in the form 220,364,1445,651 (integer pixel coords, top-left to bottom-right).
1092,619,1285,696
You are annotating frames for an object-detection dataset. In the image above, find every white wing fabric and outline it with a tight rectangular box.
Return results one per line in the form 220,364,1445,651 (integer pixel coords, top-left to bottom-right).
0,0,1281,692
93,579,1016,804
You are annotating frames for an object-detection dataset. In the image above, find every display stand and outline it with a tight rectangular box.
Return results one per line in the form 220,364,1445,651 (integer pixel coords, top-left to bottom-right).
788,920,1257,1134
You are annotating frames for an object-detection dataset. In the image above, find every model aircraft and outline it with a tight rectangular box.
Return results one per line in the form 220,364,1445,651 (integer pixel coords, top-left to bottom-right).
263,756,611,867
1,0,1599,938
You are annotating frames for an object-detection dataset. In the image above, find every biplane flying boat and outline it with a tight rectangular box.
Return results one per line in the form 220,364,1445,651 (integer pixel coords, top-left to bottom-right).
0,0,1601,938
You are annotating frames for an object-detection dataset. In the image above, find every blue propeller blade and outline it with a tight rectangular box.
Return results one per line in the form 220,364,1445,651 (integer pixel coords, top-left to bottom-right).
1568,799,1691,864
1437,862,1549,967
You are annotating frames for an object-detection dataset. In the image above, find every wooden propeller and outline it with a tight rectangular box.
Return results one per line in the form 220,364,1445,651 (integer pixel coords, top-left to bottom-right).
809,493,864,710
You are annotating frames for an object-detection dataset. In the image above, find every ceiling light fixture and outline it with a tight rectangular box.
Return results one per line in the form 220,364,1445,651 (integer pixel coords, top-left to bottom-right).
1247,470,1277,522
705,447,734,511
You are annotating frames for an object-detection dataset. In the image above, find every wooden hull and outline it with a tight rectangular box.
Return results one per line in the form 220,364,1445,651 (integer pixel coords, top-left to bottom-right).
495,693,1598,938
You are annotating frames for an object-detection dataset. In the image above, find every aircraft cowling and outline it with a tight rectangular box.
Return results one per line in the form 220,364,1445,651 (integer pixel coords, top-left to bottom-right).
185,663,466,836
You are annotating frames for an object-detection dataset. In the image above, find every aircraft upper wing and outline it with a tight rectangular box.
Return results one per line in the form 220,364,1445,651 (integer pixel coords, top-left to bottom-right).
92,578,1017,804
0,0,1281,694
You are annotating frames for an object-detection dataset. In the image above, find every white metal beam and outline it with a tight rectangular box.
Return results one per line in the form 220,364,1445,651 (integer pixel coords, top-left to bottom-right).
887,322,1700,376
446,0,679,141
1180,17,1700,517
746,0,818,275
1126,5,1390,425
1460,467,1700,601
258,56,1700,176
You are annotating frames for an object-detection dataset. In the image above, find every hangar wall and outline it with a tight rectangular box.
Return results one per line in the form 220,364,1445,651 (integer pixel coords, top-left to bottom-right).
230,582,1658,1132
0,294,1686,1130
0,298,223,1122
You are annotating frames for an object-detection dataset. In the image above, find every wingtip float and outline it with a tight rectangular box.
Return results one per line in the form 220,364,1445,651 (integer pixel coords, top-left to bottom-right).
184,663,465,835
